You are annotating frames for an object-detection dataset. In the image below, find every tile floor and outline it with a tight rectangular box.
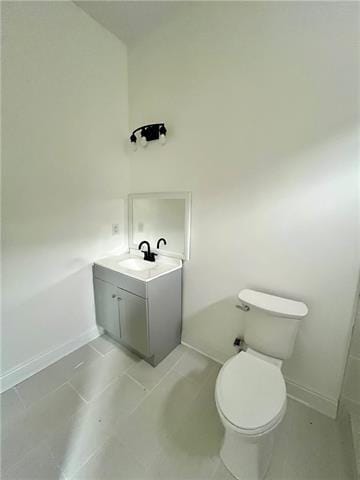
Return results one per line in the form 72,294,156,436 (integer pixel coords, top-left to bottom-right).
1,336,356,480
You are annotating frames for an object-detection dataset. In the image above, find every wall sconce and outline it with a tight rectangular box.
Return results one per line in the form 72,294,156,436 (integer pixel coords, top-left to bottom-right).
130,123,167,151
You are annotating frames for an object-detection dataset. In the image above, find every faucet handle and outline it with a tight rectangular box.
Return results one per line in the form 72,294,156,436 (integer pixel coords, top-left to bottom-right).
143,251,157,262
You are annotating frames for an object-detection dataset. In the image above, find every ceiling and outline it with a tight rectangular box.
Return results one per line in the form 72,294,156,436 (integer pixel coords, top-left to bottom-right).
74,1,188,46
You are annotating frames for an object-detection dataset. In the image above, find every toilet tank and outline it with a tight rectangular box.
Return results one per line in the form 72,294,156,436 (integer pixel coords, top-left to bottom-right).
238,289,308,360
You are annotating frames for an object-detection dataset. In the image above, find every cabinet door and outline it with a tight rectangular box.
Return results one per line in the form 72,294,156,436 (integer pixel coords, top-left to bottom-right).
93,278,121,341
117,288,149,357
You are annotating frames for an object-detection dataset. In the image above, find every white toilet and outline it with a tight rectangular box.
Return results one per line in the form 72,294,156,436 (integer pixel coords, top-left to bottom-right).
215,289,308,480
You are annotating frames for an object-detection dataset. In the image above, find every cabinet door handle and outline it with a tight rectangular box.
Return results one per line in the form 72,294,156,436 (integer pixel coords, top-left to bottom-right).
116,296,122,338
112,294,116,298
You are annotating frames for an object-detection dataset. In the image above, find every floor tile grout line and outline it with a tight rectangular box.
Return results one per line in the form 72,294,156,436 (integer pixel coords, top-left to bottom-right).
94,371,134,402
12,348,105,409
14,342,186,412
16,379,80,412
66,381,90,405
3,345,207,478
119,348,205,430
45,403,109,480
64,367,153,479
42,384,94,471
113,348,219,474
113,349,190,426
136,350,188,392
124,372,151,391
66,350,149,408
46,373,122,479
151,348,198,388
123,345,187,391
70,430,147,480
2,383,88,475
168,348,218,394
75,354,177,479
55,431,112,480
114,372,162,422
67,362,138,405
87,342,109,358
4,339,353,480
6,346,197,443
167,374,216,440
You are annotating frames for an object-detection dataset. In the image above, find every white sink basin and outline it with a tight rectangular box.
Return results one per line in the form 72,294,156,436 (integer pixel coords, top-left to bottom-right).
118,258,153,271
95,253,182,282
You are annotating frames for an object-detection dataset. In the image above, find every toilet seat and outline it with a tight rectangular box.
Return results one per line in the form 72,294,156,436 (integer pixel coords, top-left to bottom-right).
215,351,287,436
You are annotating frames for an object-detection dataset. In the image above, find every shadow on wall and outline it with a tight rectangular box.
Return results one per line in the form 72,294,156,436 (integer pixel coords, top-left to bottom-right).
182,297,246,363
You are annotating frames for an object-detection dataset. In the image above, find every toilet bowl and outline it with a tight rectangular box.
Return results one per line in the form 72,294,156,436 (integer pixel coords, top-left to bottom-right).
215,349,287,480
215,289,308,480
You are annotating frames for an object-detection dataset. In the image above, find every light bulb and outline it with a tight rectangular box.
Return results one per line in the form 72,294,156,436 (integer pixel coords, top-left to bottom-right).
159,133,166,145
140,135,148,147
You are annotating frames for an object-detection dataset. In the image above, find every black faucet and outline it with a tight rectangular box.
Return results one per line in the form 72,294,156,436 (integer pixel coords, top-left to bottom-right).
156,238,167,249
138,240,157,262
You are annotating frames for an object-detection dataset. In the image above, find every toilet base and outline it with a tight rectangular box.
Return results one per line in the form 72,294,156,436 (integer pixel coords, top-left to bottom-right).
220,426,275,480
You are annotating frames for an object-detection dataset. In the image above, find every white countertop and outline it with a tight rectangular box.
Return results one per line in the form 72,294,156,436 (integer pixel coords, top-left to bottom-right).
94,251,182,282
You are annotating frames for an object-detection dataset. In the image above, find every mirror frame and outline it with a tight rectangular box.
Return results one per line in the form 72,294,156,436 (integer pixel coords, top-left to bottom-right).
128,192,192,260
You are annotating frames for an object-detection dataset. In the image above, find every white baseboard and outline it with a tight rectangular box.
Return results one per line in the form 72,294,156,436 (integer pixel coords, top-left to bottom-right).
283,377,338,419
343,396,360,416
181,340,225,365
0,326,102,393
181,340,338,419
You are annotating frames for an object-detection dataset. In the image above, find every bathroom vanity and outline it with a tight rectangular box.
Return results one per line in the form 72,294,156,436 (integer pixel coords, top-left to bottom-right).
93,254,182,366
93,192,191,366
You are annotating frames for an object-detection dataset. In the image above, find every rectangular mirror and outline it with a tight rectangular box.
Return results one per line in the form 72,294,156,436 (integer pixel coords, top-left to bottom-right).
128,192,191,260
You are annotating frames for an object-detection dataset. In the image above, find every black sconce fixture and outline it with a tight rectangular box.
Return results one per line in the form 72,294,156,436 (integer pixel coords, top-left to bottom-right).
130,123,167,151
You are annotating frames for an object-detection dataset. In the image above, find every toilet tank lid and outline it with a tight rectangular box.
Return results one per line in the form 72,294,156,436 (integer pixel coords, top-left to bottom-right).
238,289,308,319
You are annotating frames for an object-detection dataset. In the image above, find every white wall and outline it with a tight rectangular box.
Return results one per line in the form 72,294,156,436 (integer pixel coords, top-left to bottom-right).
1,1,129,382
128,2,360,415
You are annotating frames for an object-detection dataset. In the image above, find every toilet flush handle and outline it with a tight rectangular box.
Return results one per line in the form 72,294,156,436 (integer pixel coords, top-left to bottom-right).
236,303,250,312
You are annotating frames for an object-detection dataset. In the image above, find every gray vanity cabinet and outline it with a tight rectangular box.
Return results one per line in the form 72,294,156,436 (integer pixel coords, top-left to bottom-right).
92,264,182,366
93,278,121,342
117,288,148,357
